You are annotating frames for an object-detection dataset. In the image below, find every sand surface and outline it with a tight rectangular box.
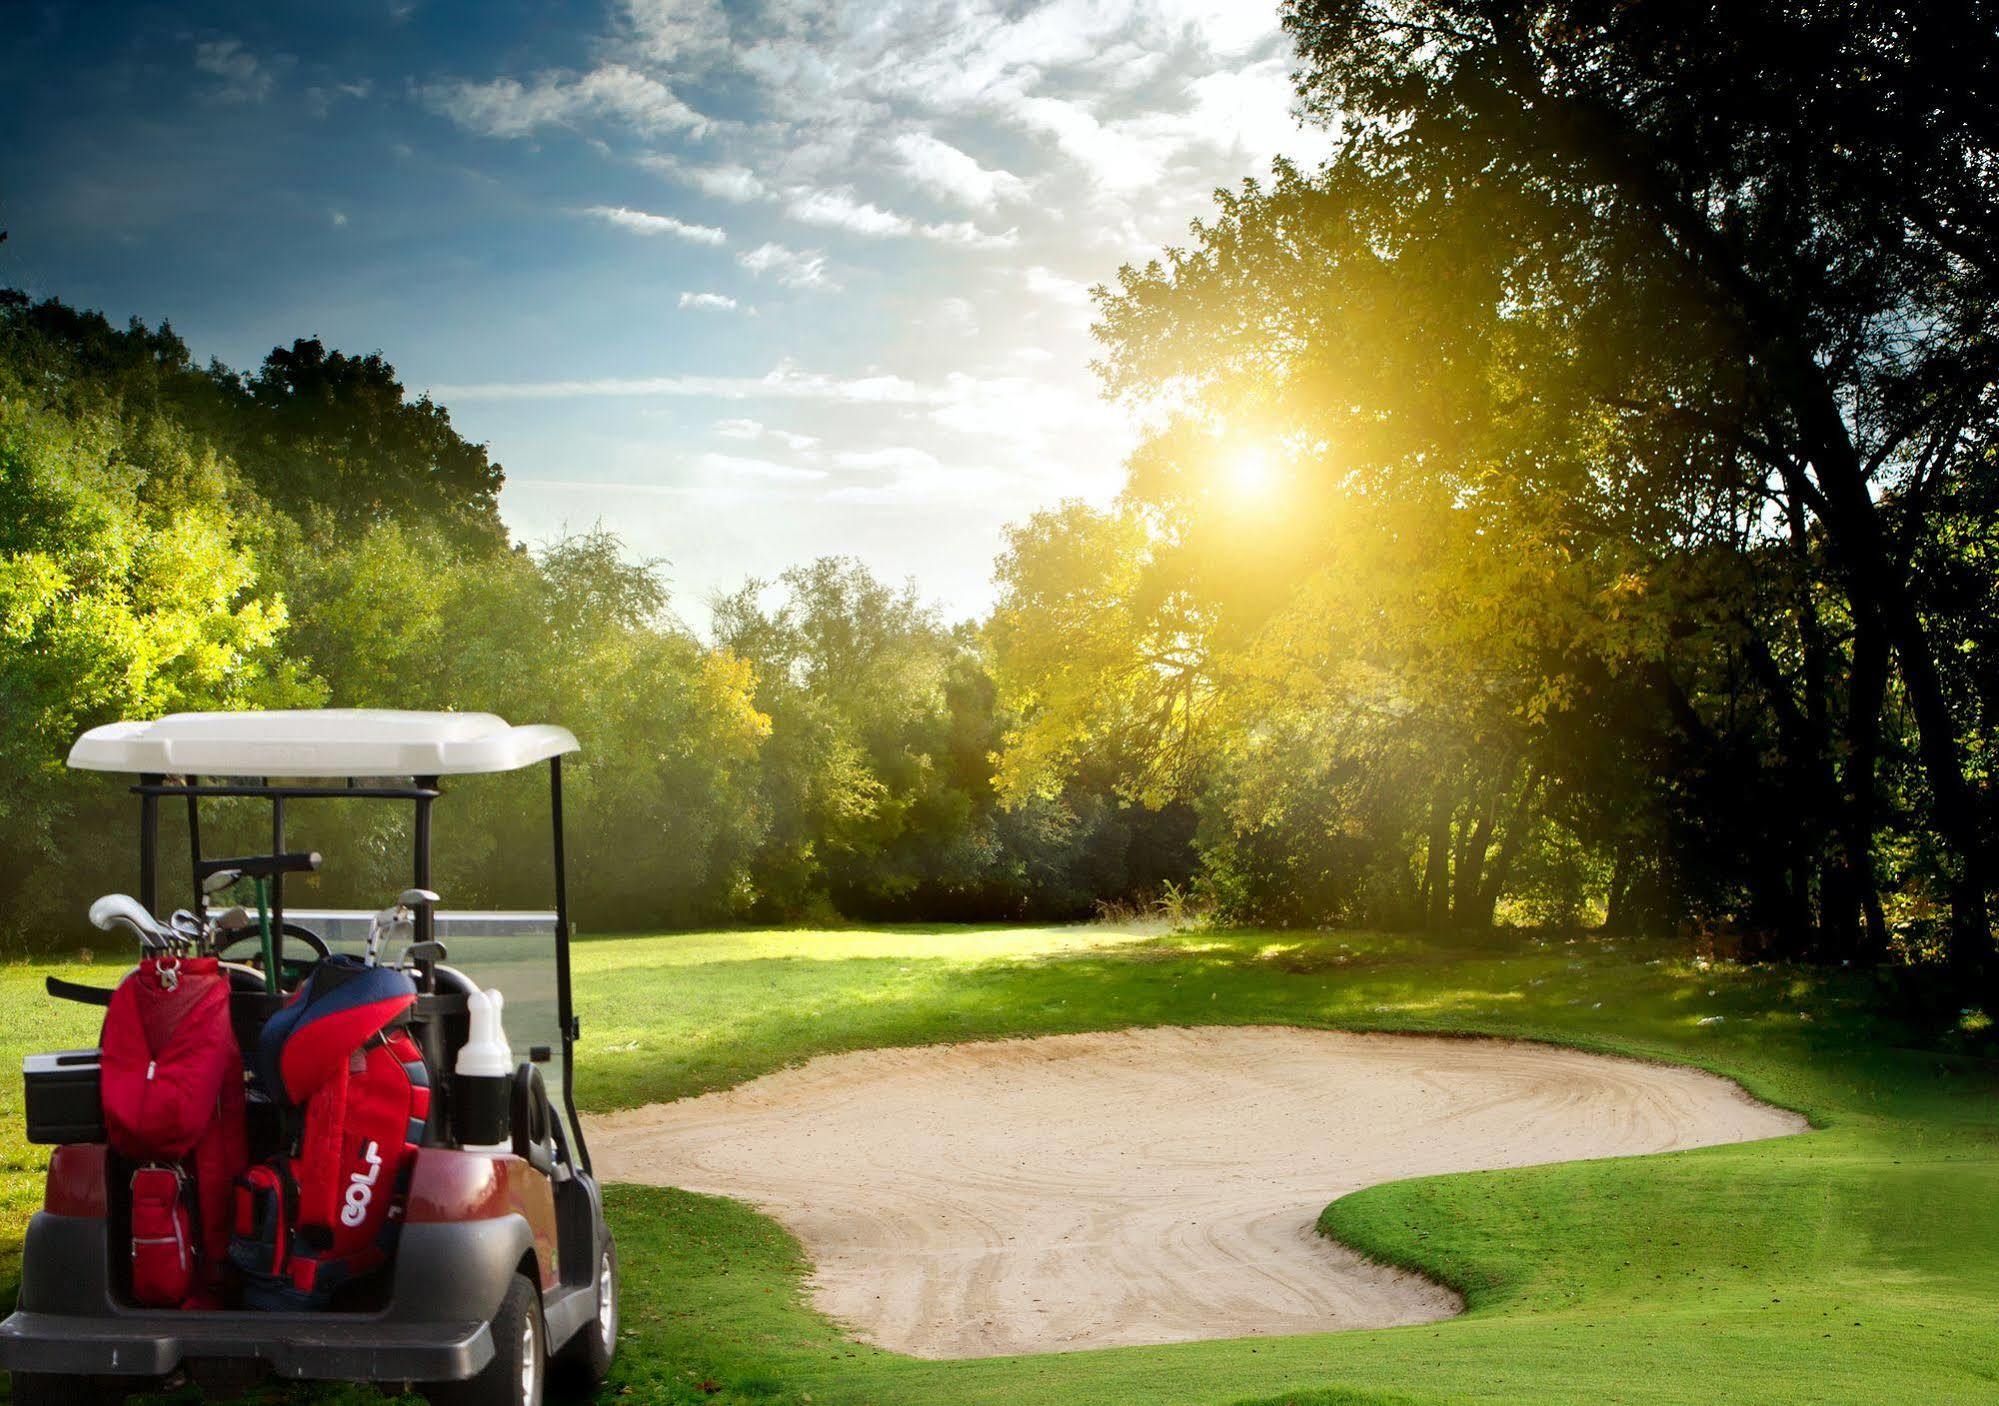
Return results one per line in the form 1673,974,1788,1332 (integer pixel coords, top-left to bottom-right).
588,1026,1805,1359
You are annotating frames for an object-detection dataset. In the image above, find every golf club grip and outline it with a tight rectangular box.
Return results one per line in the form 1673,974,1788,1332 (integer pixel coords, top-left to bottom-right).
197,850,322,879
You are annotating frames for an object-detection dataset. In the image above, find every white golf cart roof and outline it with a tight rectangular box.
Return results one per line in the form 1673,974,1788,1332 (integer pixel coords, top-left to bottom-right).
68,709,579,778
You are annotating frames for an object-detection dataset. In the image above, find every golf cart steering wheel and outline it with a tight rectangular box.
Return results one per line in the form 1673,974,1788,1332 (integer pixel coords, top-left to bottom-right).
217,922,330,988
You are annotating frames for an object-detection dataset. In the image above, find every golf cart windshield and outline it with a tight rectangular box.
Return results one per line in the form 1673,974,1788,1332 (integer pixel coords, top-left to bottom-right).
286,908,579,1154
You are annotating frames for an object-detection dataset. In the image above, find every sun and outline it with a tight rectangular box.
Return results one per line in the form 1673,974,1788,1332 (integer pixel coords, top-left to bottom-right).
1223,444,1278,498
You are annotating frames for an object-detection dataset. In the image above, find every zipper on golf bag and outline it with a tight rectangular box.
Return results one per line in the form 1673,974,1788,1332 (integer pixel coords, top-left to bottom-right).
129,1163,196,1307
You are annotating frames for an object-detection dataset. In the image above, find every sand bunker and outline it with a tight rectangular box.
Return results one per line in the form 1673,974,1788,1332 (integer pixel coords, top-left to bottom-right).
589,1026,1804,1358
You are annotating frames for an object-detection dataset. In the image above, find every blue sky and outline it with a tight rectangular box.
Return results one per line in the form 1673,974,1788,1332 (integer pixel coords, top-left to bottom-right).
2,0,1328,629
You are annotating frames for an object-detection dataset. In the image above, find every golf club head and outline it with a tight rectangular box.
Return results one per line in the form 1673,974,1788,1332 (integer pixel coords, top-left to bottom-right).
217,906,252,932
88,893,168,946
398,888,440,909
201,867,242,897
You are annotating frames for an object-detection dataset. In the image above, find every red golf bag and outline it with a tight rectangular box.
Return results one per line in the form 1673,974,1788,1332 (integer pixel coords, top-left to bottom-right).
98,954,249,1309
232,955,430,1309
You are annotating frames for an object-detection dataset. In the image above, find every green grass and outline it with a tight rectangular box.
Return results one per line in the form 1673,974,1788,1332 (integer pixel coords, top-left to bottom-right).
3,925,1996,1405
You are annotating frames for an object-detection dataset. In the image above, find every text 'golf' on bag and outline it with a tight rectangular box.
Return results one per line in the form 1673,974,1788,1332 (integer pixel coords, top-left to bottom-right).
231,955,431,1309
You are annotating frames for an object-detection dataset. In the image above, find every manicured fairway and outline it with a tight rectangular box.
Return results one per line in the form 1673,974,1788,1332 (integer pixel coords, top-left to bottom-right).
2,925,1995,1406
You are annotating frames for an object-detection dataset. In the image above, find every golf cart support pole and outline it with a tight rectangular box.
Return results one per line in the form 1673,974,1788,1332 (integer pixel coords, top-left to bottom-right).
413,774,447,1133
138,773,161,912
414,777,437,943
186,787,204,921
270,785,286,937
551,754,590,1173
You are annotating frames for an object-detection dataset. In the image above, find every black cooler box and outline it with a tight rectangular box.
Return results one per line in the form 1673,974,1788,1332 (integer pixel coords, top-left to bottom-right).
23,1050,106,1144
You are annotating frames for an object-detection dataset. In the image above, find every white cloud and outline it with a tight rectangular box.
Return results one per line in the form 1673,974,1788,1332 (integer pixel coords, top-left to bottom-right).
423,62,711,139
194,38,277,104
1024,264,1092,309
934,296,978,333
585,205,728,245
678,291,740,310
783,185,1016,248
892,131,1027,209
698,453,827,483
784,187,912,238
834,446,942,473
644,156,766,202
920,219,1018,250
305,78,373,117
714,418,819,449
620,0,732,63
330,210,349,227
826,462,1026,504
432,361,935,404
999,92,1160,192
423,76,566,136
574,64,711,135
736,241,834,289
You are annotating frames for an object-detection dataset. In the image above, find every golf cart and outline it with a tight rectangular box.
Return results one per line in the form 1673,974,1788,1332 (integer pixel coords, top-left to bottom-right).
0,710,617,1406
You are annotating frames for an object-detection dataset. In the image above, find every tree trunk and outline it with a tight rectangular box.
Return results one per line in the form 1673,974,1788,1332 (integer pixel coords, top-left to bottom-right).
1424,785,1453,931
1740,631,1832,959
1604,836,1632,934
1475,766,1540,927
1833,609,1892,961
1786,496,1849,955
1793,389,1989,985
1452,798,1493,925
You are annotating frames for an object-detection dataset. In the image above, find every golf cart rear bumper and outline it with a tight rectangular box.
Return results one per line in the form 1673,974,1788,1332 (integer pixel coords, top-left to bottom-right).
0,1310,491,1380
0,1206,531,1382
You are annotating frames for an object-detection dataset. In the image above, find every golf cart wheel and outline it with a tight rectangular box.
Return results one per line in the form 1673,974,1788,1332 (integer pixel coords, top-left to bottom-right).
430,1272,544,1406
8,1372,132,1405
554,1240,618,1387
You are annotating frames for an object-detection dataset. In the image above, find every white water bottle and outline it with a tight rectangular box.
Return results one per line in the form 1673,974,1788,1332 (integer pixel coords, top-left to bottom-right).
455,988,513,1152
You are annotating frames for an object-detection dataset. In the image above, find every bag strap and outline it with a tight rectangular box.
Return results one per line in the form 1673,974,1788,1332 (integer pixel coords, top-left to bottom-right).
47,976,114,1007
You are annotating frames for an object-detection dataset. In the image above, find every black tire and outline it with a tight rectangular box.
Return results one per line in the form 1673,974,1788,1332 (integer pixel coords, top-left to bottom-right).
429,1272,545,1406
8,1372,131,1405
553,1239,618,1391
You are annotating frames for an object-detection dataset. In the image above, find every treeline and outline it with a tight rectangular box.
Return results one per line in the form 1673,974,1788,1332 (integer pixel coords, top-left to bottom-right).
985,1,1999,995
0,291,1190,950
8,3,1996,985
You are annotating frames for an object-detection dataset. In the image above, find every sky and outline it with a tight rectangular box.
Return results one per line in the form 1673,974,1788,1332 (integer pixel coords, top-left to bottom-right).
1,0,1331,630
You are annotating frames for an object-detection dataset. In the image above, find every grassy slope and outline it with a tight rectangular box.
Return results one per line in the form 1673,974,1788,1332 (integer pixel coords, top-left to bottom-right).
2,925,1995,1406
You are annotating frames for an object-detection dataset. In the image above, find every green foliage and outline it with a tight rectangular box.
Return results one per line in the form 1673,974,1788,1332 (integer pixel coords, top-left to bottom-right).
0,293,1182,948
988,1,1999,977
0,338,317,938
232,338,507,549
715,558,1189,922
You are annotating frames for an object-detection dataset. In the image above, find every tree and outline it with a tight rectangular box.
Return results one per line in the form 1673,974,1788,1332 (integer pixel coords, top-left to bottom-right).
276,523,771,925
1274,0,1999,979
0,349,312,944
985,2,1998,973
228,339,507,549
